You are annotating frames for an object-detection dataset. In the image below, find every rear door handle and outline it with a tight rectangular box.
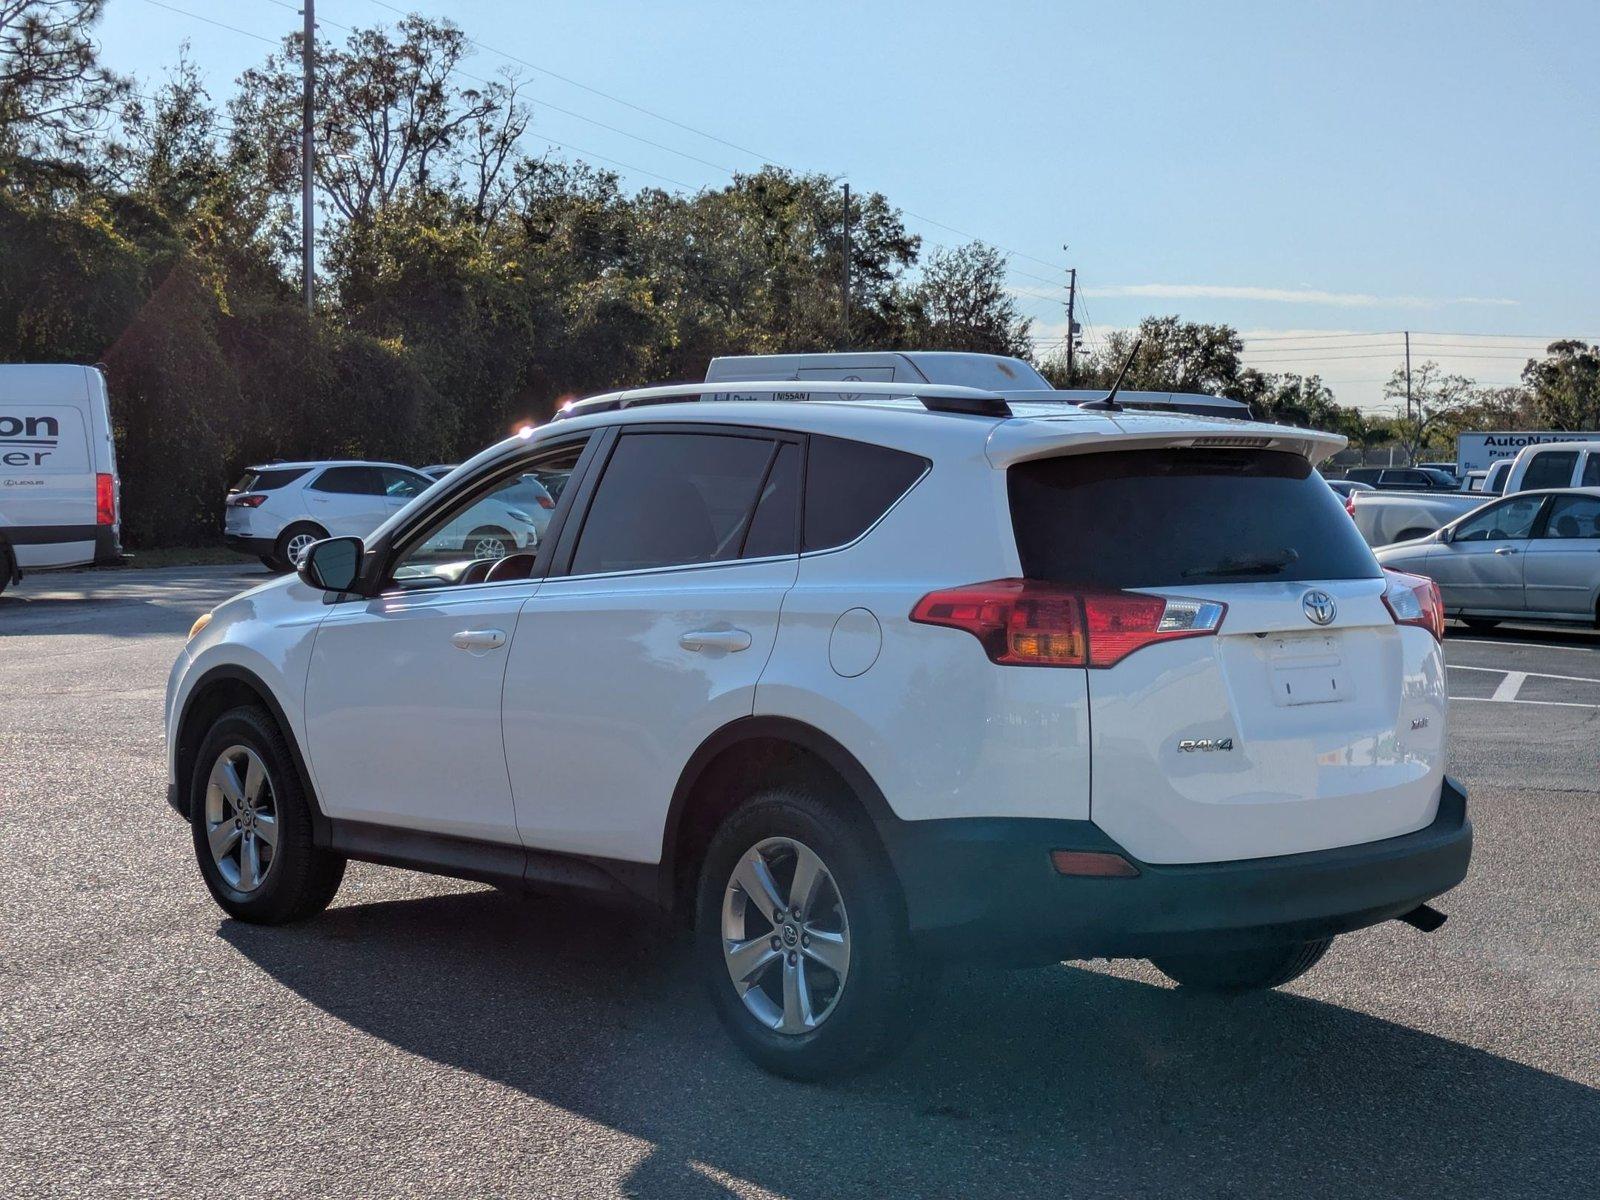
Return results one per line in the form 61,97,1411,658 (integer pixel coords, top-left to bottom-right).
1493,546,1519,555
451,628,507,652
679,628,752,653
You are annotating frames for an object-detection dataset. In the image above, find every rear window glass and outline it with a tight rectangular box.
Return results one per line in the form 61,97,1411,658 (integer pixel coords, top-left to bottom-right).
1521,451,1577,491
1008,449,1381,588
804,435,927,551
233,467,309,493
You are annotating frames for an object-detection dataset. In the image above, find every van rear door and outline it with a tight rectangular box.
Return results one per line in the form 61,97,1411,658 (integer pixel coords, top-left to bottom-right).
1008,447,1447,865
1,381,97,565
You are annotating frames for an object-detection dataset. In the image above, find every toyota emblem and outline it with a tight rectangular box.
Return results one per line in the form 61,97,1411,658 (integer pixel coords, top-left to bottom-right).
1302,590,1337,626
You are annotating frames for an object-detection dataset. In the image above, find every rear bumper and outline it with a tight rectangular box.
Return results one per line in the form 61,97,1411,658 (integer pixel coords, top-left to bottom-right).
880,777,1472,964
225,534,276,557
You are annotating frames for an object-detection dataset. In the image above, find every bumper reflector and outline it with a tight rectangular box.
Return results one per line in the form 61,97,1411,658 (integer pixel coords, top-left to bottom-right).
1050,850,1140,878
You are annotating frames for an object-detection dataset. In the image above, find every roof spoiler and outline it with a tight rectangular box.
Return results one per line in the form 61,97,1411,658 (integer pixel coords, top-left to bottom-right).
553,380,1012,421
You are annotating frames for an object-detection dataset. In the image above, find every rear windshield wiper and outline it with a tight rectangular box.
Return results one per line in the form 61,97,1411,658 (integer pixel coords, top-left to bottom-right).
1182,549,1300,578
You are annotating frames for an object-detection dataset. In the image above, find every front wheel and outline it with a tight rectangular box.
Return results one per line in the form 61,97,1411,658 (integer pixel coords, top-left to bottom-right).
696,784,932,1080
465,526,512,560
1151,937,1333,993
190,705,345,924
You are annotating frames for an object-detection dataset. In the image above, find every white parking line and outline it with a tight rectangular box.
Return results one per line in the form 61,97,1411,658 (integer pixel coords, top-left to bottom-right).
1489,671,1528,702
1450,637,1600,653
1450,696,1600,710
1448,664,1600,685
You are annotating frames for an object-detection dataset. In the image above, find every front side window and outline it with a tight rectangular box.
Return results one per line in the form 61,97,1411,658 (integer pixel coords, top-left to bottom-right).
1540,495,1600,540
571,432,779,575
1453,494,1545,542
1521,451,1577,491
381,468,431,500
390,442,586,588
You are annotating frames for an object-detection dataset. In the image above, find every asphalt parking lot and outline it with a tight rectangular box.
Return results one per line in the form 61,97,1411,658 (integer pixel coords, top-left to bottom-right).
3,566,1596,1200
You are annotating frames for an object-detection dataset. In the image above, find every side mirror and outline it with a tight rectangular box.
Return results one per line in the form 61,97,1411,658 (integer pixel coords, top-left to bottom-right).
297,536,364,594
1437,526,1453,544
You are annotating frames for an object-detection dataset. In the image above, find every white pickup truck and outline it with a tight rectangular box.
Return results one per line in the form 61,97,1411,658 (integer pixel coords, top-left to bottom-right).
1351,440,1600,545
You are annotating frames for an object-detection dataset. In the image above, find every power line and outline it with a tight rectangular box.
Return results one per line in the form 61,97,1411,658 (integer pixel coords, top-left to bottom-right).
138,0,279,45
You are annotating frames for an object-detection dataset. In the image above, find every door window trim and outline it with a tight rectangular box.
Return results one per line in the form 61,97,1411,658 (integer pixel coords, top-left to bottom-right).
369,433,600,596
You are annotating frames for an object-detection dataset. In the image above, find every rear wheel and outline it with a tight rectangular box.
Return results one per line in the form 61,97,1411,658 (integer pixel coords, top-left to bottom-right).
190,705,345,924
275,523,328,571
465,526,512,560
1151,936,1332,993
696,783,931,1080
1460,617,1501,632
0,544,12,596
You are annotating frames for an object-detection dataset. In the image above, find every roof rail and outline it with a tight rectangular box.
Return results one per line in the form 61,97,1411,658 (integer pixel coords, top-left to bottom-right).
552,380,1012,421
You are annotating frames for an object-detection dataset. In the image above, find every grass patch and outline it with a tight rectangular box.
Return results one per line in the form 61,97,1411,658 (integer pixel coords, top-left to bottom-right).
121,545,250,569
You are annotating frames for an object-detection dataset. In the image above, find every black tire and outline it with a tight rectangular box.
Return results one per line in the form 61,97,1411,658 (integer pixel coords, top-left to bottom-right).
1460,617,1501,632
274,523,328,571
696,782,932,1080
258,554,284,572
1394,527,1433,543
465,525,513,560
189,705,345,924
1151,936,1333,993
0,544,12,596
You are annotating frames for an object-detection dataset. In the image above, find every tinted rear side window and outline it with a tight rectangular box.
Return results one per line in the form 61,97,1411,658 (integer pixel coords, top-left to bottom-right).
804,435,927,551
571,432,775,574
1009,449,1380,588
1521,451,1577,491
236,467,310,492
742,441,801,558
311,466,384,494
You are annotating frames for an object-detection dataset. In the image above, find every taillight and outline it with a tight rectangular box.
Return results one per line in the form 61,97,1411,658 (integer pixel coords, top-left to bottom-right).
537,493,556,510
1344,492,1357,518
910,579,1226,668
1381,568,1444,641
229,493,269,508
95,473,116,525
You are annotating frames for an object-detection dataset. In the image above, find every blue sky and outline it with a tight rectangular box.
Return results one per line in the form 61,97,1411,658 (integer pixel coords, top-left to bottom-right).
96,0,1599,410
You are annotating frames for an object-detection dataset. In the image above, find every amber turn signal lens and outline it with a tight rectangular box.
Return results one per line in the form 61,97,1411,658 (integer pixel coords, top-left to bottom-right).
1050,849,1140,877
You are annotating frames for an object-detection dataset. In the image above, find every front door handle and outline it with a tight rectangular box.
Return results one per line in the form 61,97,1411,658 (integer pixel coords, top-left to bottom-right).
1493,546,1520,555
679,628,752,653
451,628,507,652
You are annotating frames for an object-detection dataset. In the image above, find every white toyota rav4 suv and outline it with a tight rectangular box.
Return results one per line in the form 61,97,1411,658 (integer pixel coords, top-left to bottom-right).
168,381,1471,1078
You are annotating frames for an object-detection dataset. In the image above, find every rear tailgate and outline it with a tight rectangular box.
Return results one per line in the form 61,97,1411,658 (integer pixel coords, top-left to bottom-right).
1008,444,1447,865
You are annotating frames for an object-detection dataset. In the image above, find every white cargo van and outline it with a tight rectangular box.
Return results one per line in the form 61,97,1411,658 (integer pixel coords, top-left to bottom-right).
0,365,122,595
704,351,1253,418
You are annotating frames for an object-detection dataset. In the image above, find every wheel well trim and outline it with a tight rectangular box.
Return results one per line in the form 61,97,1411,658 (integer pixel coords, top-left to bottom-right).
174,663,330,842
659,716,896,908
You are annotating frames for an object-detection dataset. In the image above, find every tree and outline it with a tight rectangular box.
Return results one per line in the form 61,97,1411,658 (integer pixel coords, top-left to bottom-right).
1039,315,1244,393
892,242,1031,356
1383,360,1475,463
0,0,128,181
1522,340,1600,430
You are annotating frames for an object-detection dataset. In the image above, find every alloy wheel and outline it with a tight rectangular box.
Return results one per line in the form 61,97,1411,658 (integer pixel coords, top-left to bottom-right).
721,836,851,1034
284,532,318,566
204,745,279,893
470,535,508,560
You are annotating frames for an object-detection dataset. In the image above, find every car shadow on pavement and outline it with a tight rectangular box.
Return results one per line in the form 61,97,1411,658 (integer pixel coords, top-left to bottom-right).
223,885,1597,1200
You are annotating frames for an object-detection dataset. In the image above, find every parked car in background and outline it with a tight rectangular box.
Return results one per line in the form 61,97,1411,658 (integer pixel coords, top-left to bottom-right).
0,364,121,595
1375,488,1600,630
420,464,456,480
1345,466,1461,491
1325,477,1375,500
1348,441,1600,546
1418,462,1461,483
225,461,436,570
168,378,1470,1080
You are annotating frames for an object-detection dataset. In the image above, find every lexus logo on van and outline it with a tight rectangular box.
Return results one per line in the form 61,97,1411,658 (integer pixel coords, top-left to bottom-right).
1302,590,1337,626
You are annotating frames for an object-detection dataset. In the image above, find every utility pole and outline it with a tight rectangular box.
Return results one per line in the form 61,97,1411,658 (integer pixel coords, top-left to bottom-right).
301,0,316,314
840,182,851,347
1065,266,1078,378
1404,329,1413,462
